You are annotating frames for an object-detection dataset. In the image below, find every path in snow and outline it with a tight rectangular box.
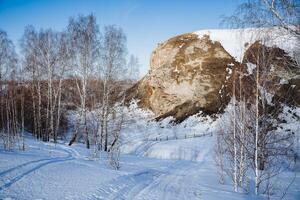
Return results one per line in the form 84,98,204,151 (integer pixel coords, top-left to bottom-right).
1,135,299,200
88,160,204,200
0,145,75,191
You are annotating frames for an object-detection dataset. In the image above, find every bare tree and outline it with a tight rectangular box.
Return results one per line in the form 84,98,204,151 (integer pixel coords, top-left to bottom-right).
21,26,43,140
217,40,297,196
107,101,126,170
218,0,299,196
222,0,300,38
245,40,297,196
0,29,20,150
97,25,127,153
214,126,226,184
36,29,61,142
127,54,140,81
68,14,100,149
54,31,72,142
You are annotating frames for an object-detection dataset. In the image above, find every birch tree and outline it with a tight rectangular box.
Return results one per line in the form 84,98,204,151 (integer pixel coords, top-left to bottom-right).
21,26,70,142
36,29,61,141
0,29,20,150
217,41,297,195
21,26,42,140
127,54,140,81
68,14,100,149
244,40,297,196
218,0,299,195
99,25,127,152
223,0,300,38
54,31,72,142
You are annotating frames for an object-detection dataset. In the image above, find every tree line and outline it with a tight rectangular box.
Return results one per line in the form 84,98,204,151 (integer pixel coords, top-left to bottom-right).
0,14,139,160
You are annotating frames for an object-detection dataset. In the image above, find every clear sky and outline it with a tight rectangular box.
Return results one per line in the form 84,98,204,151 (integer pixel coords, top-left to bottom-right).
0,0,244,76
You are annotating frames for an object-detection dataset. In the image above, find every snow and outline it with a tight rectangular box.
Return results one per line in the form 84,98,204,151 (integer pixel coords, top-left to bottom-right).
225,67,232,80
280,78,288,85
258,85,274,105
194,27,299,62
1,103,300,199
227,63,235,67
246,63,256,75
278,106,300,146
120,102,217,162
0,139,119,200
0,136,247,200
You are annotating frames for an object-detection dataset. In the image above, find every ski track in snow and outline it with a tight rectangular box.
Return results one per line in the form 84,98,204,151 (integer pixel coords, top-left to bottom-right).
88,160,202,200
0,144,76,191
134,141,159,156
1,134,299,199
133,161,202,200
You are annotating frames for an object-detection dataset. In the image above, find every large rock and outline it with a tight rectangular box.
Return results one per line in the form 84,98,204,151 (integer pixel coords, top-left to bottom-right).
125,30,299,122
125,33,236,121
241,41,300,106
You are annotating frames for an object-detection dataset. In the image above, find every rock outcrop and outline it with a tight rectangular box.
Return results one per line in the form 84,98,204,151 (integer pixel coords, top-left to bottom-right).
125,31,299,122
241,41,300,106
126,33,236,121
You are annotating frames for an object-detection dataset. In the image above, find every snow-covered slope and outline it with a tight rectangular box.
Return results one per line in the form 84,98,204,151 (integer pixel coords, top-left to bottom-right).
119,102,217,161
0,137,252,200
120,101,300,162
1,103,299,199
194,27,299,62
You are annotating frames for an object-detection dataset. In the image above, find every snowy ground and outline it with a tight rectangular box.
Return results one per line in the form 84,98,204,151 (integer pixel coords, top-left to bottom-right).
1,104,299,200
0,136,252,200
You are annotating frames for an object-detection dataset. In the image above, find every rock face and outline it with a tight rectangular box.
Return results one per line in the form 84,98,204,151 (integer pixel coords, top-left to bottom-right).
126,33,236,121
241,41,300,106
125,31,299,122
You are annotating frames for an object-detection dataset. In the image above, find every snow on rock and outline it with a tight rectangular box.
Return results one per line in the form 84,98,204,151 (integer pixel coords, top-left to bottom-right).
278,106,300,148
246,62,256,75
194,27,299,62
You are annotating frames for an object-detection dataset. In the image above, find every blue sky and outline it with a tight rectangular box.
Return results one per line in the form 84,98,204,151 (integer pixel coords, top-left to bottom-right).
0,0,244,75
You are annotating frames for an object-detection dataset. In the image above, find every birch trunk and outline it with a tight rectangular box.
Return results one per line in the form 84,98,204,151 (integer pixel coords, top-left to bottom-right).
255,60,260,195
233,70,238,192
